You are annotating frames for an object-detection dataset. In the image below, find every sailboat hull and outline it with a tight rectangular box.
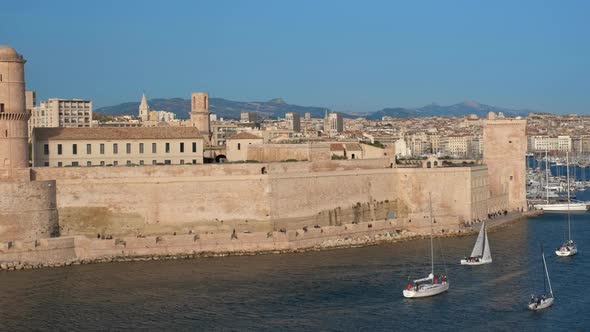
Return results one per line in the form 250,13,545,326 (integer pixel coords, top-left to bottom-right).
460,258,492,265
403,282,449,298
555,247,577,256
528,297,554,311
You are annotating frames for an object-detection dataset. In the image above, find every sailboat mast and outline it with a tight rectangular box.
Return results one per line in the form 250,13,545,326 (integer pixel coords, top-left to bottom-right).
481,222,486,257
429,192,434,276
566,151,572,241
542,249,553,296
545,148,549,204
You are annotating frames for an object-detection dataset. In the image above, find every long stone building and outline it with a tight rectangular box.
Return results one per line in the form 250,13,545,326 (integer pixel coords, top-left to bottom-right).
0,45,527,247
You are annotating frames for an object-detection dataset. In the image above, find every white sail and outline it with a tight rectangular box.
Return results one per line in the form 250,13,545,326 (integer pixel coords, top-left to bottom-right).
470,222,486,257
482,226,492,261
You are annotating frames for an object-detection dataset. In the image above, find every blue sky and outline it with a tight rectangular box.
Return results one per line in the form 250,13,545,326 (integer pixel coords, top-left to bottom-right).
2,0,589,113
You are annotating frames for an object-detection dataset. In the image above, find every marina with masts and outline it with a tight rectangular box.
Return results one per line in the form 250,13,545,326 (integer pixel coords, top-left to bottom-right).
527,150,590,211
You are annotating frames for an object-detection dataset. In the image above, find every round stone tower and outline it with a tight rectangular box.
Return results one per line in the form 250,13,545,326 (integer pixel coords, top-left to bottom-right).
0,45,30,178
0,46,59,242
190,92,211,140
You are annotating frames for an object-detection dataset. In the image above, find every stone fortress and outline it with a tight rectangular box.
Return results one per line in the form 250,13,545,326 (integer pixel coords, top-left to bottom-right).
0,46,528,265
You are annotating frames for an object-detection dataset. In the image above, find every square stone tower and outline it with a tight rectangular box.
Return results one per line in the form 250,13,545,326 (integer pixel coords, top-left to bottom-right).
483,112,527,212
190,92,210,141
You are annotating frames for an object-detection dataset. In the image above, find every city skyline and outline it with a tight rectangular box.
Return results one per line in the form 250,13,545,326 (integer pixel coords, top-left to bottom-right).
2,0,590,113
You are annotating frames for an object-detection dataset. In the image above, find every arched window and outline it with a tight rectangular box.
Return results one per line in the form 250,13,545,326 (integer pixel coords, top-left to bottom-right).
261,167,267,174
434,161,438,167
427,161,432,168
238,143,241,150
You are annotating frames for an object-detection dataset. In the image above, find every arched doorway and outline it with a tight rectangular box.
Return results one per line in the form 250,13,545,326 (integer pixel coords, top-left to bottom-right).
215,154,227,163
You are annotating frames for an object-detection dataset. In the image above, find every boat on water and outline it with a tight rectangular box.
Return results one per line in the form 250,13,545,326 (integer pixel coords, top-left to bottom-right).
403,194,449,298
528,245,554,311
460,221,492,265
555,152,578,257
534,202,588,211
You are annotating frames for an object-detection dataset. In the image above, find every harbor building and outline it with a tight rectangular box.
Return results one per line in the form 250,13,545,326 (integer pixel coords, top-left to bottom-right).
32,127,204,167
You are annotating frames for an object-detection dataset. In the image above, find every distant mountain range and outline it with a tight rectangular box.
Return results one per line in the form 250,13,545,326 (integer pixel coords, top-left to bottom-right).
95,97,531,120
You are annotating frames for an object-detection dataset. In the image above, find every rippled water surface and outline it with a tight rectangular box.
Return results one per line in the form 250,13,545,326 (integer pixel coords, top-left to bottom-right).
1,214,589,331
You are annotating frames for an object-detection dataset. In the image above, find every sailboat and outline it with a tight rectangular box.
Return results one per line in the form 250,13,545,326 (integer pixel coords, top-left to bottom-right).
556,152,578,257
528,245,554,311
460,221,492,265
403,193,449,298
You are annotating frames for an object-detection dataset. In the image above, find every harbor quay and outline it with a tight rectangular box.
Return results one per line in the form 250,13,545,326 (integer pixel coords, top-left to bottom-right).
0,210,539,271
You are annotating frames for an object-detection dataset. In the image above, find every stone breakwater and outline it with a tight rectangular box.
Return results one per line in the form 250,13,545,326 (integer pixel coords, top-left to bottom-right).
0,211,539,272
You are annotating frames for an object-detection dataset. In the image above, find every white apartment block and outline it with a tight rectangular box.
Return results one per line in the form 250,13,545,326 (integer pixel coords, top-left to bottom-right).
529,135,571,152
30,98,92,132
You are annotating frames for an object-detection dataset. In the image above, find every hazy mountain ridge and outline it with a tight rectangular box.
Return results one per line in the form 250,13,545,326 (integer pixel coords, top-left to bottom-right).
95,98,531,119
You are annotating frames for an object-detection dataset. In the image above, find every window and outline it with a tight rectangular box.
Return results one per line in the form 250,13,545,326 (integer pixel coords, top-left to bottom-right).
100,144,105,154
113,143,118,154
192,159,197,164
86,144,91,154
139,143,144,154
72,144,78,155
58,162,63,167
152,160,157,165
180,160,184,165
164,160,171,165
87,161,92,167
238,143,241,150
100,161,105,166
192,142,197,153
71,161,79,166
43,144,49,155
165,143,170,153
57,144,63,155
180,142,184,153
139,160,144,165
126,143,131,154
152,143,157,153
0,103,4,113
113,161,118,166
44,161,49,166
127,160,132,166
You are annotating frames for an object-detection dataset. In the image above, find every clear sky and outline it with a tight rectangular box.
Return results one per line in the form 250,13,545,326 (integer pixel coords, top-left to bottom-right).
2,0,589,113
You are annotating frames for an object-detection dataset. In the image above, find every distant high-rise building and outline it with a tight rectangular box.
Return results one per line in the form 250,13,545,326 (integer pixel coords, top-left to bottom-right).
285,112,301,132
29,98,93,133
240,111,257,123
325,112,343,135
304,112,311,121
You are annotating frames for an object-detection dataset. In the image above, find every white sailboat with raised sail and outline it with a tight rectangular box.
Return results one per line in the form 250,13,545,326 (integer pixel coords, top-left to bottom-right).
460,221,492,265
556,152,578,257
528,245,554,311
403,193,449,298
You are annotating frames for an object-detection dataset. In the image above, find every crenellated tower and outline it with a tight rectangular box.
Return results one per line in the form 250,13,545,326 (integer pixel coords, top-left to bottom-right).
0,45,30,179
0,45,59,242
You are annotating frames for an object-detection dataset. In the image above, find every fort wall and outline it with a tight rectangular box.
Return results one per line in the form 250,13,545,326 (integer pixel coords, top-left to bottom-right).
27,159,484,240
